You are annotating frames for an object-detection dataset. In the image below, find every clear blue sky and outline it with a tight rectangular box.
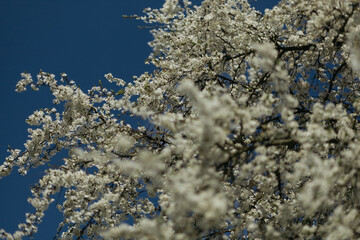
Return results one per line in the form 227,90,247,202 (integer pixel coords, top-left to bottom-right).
0,0,279,239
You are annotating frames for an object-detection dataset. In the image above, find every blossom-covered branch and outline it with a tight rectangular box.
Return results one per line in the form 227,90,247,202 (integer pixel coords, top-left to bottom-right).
1,0,360,239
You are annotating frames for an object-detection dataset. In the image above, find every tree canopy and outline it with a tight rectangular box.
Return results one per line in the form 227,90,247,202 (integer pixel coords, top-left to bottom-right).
1,0,360,239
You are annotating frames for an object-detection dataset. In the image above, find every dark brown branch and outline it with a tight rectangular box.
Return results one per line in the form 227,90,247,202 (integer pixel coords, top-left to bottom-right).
323,61,346,103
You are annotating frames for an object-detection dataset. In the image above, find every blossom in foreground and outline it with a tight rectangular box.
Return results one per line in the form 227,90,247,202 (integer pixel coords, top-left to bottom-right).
1,0,360,239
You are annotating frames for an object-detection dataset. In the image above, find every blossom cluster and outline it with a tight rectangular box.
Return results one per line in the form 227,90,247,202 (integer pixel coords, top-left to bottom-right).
1,0,360,239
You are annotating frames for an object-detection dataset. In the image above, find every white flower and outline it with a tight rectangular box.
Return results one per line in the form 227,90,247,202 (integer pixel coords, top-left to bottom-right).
348,26,360,71
161,0,180,16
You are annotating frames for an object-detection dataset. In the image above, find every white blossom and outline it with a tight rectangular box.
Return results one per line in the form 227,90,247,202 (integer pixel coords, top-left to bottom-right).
1,0,360,239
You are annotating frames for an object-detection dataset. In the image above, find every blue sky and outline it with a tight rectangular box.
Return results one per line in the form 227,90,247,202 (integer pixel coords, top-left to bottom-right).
0,0,279,239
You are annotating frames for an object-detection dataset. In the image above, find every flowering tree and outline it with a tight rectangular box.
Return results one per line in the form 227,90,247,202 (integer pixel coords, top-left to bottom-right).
1,0,360,239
